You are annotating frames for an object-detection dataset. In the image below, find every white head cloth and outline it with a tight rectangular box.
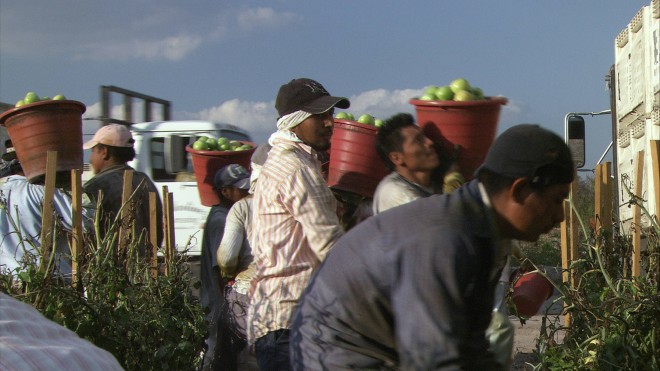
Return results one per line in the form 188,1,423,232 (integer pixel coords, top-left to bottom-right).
268,110,312,146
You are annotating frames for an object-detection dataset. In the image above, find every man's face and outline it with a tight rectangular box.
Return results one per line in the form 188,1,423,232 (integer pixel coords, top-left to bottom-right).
291,110,334,151
222,186,249,203
394,126,439,172
514,182,571,241
89,145,106,174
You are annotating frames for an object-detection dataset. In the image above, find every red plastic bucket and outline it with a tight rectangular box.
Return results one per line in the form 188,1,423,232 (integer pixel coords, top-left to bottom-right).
327,119,389,198
0,100,86,184
409,96,507,181
186,142,256,206
512,271,554,317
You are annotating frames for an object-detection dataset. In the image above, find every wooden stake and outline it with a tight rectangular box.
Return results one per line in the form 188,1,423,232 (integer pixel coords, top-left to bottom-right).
632,150,644,277
595,162,613,255
560,199,572,328
70,169,83,287
569,178,579,286
162,185,171,275
39,151,57,272
149,192,158,279
650,141,660,226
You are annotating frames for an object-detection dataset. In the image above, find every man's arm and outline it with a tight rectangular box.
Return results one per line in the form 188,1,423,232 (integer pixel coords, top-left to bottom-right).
217,201,247,277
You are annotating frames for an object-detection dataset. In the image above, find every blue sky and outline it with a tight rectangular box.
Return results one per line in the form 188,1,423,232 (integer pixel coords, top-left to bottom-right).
0,0,651,170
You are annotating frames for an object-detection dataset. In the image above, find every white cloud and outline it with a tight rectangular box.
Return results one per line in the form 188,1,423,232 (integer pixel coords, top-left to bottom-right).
77,35,203,61
82,88,530,144
191,99,276,143
237,7,302,30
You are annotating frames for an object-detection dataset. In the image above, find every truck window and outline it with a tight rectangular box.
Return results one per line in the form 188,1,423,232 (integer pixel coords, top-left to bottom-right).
150,138,172,181
150,137,194,181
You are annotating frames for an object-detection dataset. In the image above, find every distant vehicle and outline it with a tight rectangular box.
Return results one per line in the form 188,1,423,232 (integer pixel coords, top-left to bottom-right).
127,120,252,256
83,86,253,257
83,119,252,257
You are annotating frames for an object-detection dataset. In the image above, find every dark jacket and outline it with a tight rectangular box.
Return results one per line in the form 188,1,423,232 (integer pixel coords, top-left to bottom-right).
84,164,164,250
290,179,504,370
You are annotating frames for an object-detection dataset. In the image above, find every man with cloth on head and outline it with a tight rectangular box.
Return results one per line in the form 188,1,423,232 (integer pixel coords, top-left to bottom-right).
248,78,350,370
290,124,575,370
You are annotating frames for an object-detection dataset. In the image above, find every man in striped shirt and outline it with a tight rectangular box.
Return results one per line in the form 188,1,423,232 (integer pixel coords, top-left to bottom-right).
248,78,350,370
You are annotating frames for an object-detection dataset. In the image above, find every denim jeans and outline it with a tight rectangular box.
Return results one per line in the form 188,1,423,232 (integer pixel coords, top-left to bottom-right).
255,329,291,371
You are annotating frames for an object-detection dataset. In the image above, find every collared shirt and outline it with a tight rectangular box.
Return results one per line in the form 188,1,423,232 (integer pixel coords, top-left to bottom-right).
217,196,255,295
0,293,123,371
247,139,343,343
372,170,464,215
372,172,436,214
0,175,93,274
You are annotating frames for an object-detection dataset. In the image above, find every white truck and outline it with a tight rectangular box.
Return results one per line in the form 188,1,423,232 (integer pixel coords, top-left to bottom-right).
568,0,659,230
85,86,252,257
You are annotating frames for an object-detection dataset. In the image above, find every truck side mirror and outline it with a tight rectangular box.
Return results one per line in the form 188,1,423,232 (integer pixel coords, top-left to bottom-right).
567,115,585,168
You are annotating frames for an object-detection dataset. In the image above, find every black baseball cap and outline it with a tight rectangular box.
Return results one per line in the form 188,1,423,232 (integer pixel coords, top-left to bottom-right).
477,124,575,186
275,78,350,118
2,139,17,161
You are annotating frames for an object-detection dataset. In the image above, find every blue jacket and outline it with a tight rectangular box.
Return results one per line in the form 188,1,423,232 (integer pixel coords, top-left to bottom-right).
290,179,504,370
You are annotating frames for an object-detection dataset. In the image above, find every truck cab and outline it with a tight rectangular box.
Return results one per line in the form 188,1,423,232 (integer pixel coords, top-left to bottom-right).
127,120,252,256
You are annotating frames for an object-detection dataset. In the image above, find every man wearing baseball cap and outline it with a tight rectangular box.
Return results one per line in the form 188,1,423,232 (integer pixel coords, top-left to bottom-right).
83,124,163,252
0,139,20,180
248,78,350,369
290,124,574,370
200,164,251,370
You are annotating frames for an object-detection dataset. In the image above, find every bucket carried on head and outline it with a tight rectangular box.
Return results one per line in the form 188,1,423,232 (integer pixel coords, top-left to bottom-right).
327,119,389,198
186,142,256,206
409,96,507,181
0,100,86,185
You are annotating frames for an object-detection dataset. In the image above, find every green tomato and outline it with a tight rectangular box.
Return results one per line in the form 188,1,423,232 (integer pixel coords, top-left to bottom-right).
335,112,350,120
434,86,454,100
24,91,40,104
450,78,471,94
192,140,209,151
357,114,375,125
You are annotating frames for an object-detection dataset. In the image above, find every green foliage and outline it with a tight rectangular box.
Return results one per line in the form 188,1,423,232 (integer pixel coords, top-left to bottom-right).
517,229,562,267
532,181,660,370
0,201,206,370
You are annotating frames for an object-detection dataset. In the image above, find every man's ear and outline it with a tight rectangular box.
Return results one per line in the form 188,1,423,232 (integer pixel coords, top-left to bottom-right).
99,146,110,161
388,152,404,166
510,177,533,204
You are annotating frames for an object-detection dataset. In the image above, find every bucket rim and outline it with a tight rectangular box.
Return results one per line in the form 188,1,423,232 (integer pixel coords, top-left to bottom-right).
409,96,508,108
333,118,380,132
0,100,87,127
185,141,257,156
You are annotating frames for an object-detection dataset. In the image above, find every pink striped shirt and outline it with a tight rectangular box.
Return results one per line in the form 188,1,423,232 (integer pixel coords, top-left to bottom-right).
247,140,343,342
